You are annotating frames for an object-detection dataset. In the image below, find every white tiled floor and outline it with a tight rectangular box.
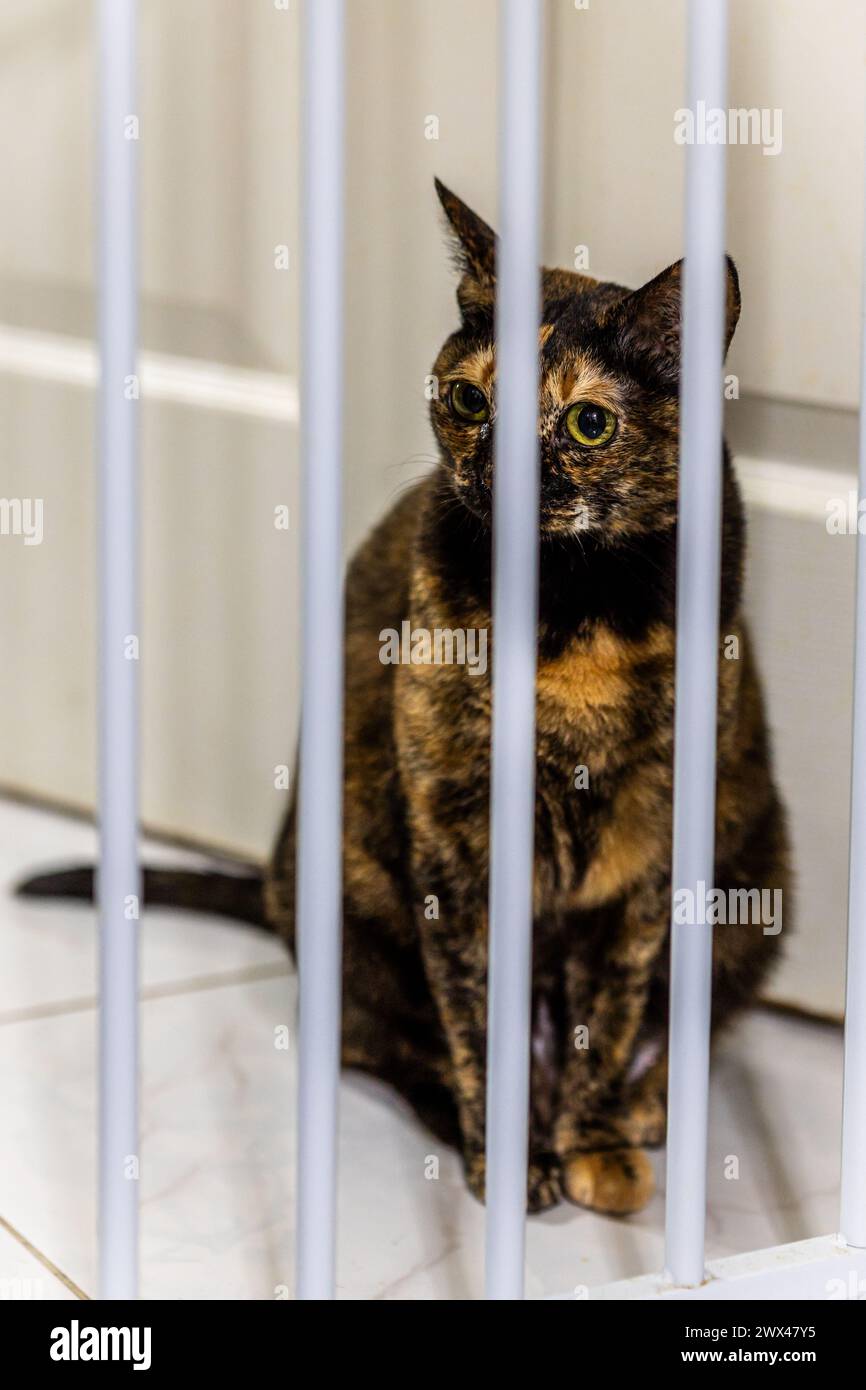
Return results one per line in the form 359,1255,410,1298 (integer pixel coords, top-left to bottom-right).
0,797,844,1300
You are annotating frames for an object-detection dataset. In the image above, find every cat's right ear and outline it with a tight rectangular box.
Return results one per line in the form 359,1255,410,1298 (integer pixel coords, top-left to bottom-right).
435,178,496,318
610,256,740,388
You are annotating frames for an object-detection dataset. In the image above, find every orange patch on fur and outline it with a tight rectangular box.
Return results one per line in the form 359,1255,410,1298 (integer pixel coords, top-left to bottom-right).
537,624,669,715
451,327,554,390
544,352,624,412
574,768,671,908
448,344,495,392
537,624,674,907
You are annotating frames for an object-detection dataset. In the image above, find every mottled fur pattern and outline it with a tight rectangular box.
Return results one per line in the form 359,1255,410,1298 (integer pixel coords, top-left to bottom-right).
265,182,789,1213
19,181,788,1216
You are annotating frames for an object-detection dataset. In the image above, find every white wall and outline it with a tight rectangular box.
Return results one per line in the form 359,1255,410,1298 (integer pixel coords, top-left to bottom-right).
545,0,866,408
1,0,864,1014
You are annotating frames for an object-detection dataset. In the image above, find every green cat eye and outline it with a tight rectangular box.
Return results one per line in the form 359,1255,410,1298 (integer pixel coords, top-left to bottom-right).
566,401,617,447
450,380,490,423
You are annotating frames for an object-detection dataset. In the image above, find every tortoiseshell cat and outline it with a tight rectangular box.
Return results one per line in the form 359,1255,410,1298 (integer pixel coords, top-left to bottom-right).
20,181,788,1215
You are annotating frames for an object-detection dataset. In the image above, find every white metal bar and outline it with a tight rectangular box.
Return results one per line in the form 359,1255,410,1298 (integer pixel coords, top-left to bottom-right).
97,0,140,1301
562,1236,866,1302
295,0,346,1301
664,0,729,1289
485,0,543,1303
839,85,866,1250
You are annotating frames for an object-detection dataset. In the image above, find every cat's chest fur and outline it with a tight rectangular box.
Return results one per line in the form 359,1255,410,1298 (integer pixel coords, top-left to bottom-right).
400,570,676,915
535,620,674,757
533,624,675,910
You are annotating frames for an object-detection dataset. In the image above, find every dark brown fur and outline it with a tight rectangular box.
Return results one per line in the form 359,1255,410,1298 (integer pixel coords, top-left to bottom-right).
19,182,789,1216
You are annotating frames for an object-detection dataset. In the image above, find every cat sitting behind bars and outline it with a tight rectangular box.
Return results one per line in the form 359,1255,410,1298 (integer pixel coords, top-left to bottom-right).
19,181,789,1215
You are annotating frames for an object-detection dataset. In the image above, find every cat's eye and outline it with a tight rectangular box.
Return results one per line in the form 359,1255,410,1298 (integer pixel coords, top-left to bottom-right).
450,380,490,423
565,401,617,447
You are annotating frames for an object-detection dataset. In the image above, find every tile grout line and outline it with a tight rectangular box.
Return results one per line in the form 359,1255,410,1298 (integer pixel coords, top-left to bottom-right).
0,1212,90,1301
0,959,291,1028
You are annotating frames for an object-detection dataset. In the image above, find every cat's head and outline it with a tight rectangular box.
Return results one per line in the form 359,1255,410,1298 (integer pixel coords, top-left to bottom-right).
429,179,740,542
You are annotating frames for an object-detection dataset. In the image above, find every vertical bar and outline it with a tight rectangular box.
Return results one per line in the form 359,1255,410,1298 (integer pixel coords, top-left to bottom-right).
664,0,729,1289
485,0,543,1303
839,85,866,1251
97,0,140,1300
295,0,346,1301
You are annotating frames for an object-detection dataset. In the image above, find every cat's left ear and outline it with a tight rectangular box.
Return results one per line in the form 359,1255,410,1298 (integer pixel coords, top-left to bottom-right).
611,257,740,387
435,178,497,316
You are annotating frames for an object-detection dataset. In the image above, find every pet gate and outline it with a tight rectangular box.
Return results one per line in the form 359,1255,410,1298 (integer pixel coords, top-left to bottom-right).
91,0,866,1299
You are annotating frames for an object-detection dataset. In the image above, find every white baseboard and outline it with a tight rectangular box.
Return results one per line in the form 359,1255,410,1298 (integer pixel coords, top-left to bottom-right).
0,323,299,423
737,454,857,522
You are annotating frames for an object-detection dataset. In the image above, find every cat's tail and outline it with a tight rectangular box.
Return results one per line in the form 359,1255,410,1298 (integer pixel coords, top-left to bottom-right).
15,863,269,929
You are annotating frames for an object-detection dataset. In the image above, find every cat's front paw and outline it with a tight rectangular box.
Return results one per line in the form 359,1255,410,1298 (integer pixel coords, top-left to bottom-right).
526,1156,561,1213
464,1150,487,1204
620,1096,666,1149
560,1146,655,1215
462,1152,561,1213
